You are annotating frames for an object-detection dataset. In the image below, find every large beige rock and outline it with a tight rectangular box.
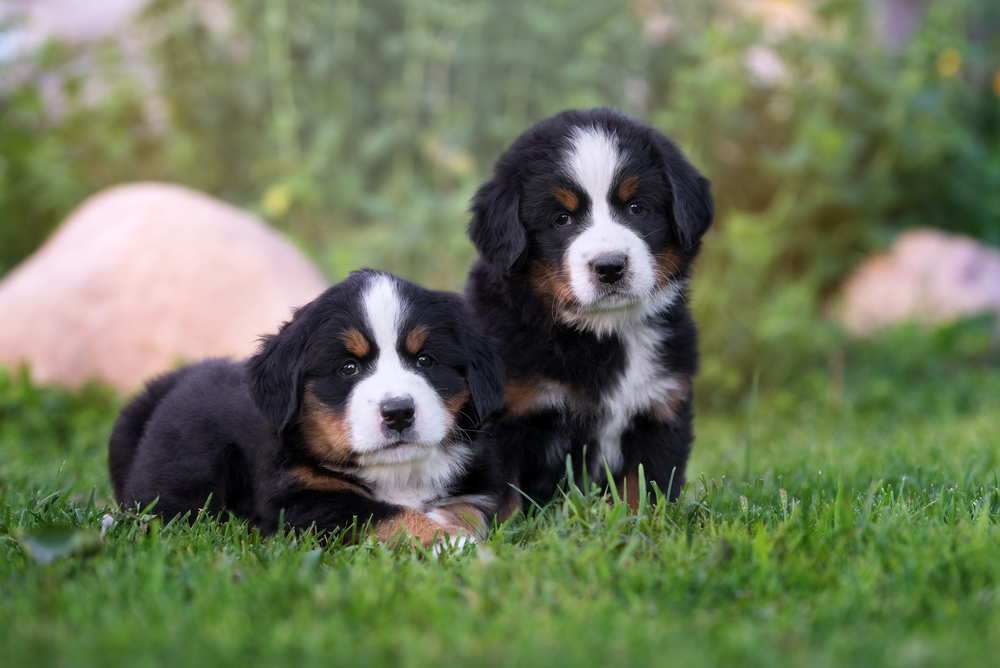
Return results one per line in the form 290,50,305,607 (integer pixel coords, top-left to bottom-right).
0,182,328,392
839,228,1000,336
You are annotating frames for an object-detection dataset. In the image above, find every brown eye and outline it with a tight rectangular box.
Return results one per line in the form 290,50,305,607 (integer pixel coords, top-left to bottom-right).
555,213,572,227
339,362,358,376
629,203,645,216
416,354,434,368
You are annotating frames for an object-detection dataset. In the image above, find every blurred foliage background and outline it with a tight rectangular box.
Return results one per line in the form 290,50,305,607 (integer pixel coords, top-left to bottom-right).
1,0,999,408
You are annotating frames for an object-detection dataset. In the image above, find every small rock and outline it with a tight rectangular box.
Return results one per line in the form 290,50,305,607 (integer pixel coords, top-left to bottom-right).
0,182,327,392
838,228,1000,336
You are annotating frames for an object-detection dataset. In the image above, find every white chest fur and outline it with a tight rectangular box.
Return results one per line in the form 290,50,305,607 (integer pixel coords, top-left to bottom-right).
595,322,684,475
352,443,473,510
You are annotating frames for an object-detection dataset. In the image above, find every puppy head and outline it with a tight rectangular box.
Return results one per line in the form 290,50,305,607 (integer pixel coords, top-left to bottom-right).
246,270,504,468
470,108,713,335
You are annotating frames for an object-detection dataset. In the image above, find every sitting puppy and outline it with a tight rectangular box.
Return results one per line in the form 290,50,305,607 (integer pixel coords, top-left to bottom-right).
465,108,714,515
109,270,505,546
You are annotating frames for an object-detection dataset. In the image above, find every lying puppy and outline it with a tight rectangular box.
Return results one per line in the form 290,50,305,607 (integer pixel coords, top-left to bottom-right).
109,270,505,546
465,108,714,515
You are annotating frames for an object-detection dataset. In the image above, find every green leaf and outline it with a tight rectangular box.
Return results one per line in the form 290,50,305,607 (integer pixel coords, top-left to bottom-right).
17,524,103,564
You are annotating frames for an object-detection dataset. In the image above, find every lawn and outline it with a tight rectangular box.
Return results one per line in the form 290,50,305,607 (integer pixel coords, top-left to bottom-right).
2,322,1000,668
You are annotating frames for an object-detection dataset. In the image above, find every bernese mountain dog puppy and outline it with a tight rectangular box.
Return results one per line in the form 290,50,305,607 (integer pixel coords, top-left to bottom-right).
109,270,505,547
465,108,714,515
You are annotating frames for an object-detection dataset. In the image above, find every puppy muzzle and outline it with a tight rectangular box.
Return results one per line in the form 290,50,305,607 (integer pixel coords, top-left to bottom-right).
379,396,415,435
590,252,628,285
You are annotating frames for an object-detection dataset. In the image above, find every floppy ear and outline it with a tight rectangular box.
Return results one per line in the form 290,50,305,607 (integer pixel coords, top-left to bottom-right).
465,329,505,424
245,306,312,433
656,135,714,251
469,177,527,275
442,295,505,423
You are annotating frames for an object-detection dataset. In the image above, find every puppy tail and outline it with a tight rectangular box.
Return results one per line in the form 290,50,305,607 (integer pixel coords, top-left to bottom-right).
107,368,191,504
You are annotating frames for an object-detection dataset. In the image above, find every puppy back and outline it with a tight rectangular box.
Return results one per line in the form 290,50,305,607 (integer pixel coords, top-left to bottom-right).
107,367,193,503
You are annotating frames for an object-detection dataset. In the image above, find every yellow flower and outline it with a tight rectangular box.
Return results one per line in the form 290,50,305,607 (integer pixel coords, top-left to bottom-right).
936,47,961,78
993,71,1000,97
263,185,291,218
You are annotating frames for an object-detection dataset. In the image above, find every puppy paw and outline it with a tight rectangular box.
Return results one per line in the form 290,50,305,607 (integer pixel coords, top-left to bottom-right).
376,508,478,549
429,531,476,557
425,500,490,539
425,508,454,527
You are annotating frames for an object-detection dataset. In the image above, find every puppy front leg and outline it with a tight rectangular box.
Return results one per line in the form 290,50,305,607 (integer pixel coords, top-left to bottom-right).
272,490,461,547
424,498,493,541
375,507,476,548
615,469,642,514
618,417,693,510
272,468,468,548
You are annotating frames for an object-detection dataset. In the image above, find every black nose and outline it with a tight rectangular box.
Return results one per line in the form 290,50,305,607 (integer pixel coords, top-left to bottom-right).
380,397,415,433
591,253,628,284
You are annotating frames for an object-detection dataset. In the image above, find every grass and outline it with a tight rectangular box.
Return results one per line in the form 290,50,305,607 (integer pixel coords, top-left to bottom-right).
2,321,1000,668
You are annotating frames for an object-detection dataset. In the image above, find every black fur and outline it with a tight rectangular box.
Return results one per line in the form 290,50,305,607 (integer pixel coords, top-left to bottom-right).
109,270,506,537
466,108,713,512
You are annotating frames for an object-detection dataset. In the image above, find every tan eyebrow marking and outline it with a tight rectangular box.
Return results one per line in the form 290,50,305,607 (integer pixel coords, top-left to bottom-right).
552,187,579,212
405,325,428,355
618,175,640,201
342,327,369,358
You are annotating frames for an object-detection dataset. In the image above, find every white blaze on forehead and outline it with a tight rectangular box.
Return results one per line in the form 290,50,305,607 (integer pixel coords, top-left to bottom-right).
363,274,405,356
348,275,448,455
364,276,406,350
567,125,622,226
562,126,661,334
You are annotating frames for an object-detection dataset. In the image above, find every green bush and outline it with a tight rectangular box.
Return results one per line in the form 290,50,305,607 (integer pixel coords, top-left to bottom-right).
650,0,1000,404
1,0,998,406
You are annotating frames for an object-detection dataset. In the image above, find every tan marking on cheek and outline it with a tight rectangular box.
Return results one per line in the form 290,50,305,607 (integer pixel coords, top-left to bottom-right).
654,247,685,288
342,327,369,358
620,470,641,514
290,464,370,497
444,390,471,415
375,508,455,548
527,259,578,316
405,325,428,355
650,377,692,423
442,390,472,441
618,175,640,201
552,187,579,212
298,386,356,465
